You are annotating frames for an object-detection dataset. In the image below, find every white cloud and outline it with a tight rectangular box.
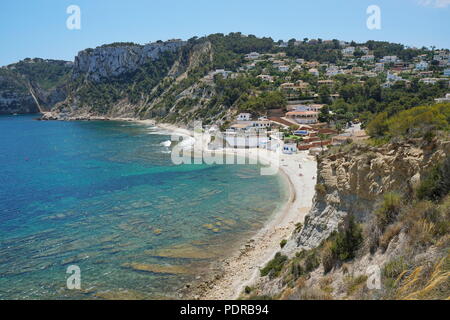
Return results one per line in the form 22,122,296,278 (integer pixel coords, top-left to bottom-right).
418,0,450,8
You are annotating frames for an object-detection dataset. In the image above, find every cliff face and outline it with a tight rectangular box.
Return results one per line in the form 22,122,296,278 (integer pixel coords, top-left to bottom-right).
285,140,449,252
73,41,185,82
45,40,223,124
248,139,449,300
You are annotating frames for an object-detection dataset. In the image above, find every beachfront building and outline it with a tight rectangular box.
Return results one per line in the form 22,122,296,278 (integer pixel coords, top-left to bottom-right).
285,110,319,124
282,143,298,154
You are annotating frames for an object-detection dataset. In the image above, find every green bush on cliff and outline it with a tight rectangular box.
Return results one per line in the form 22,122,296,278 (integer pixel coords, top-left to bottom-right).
260,252,288,278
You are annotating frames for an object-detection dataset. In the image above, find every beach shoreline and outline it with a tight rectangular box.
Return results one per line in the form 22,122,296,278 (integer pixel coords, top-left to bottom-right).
38,114,318,299
147,121,317,300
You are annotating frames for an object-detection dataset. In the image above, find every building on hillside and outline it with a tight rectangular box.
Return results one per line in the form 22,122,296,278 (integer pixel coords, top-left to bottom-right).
342,47,355,56
381,56,399,63
415,61,429,71
361,55,375,62
237,113,252,121
285,110,319,124
435,93,450,103
257,74,274,82
317,80,335,87
278,65,290,72
308,68,319,76
245,52,260,60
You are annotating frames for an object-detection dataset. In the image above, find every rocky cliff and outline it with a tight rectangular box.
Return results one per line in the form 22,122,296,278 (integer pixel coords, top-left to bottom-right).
0,58,72,114
72,41,185,82
284,139,449,252
247,138,449,300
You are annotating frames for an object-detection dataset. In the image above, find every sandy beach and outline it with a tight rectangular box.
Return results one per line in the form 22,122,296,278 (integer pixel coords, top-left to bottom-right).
149,121,318,300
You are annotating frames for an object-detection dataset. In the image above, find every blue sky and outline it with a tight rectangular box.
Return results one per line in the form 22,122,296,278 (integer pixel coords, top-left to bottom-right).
0,0,449,66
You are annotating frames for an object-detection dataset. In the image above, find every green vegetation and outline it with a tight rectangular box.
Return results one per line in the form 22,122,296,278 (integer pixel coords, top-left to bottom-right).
260,252,288,278
280,239,287,249
367,103,450,140
321,216,363,273
417,157,450,201
7,58,72,90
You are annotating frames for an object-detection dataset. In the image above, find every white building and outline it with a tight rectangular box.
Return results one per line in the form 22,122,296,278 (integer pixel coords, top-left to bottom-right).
278,65,290,72
285,110,319,124
342,47,355,56
245,52,260,60
381,56,399,63
237,113,252,121
435,93,450,103
282,143,298,154
387,72,403,82
415,61,429,71
361,55,375,62
444,69,450,77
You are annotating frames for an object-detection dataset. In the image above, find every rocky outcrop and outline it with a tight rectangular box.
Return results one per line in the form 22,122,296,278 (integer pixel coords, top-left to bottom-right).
285,139,450,252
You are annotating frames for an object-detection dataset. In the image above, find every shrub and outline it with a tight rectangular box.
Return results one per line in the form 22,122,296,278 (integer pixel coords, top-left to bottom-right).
345,275,368,296
379,222,402,252
417,157,450,202
244,286,252,294
375,193,402,230
260,252,288,278
321,240,335,273
280,239,288,248
315,184,327,196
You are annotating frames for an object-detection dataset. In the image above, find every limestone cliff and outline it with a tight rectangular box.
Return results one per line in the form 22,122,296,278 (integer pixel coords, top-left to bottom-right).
248,138,449,300
284,139,449,253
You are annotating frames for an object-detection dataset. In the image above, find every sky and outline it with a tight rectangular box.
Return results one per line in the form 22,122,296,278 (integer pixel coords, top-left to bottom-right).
0,0,449,66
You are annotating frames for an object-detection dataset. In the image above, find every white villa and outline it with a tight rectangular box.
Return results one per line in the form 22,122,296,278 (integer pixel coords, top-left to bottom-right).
278,65,290,72
237,113,252,121
381,56,399,63
282,143,298,154
245,52,260,60
415,61,429,71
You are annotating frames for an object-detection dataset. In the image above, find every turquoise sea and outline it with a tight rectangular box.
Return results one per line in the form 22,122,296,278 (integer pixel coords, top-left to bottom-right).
0,114,288,299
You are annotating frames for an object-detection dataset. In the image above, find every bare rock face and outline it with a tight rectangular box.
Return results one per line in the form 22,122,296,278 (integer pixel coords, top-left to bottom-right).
73,41,185,82
291,140,449,250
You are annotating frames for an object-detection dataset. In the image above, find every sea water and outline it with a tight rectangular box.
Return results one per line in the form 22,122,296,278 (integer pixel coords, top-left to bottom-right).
0,115,288,299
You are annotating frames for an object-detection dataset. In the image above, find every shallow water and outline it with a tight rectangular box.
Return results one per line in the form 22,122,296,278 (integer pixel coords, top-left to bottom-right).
0,115,288,299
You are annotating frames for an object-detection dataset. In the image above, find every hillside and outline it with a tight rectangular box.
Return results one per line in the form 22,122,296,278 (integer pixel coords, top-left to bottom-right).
241,104,449,300
0,58,72,114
